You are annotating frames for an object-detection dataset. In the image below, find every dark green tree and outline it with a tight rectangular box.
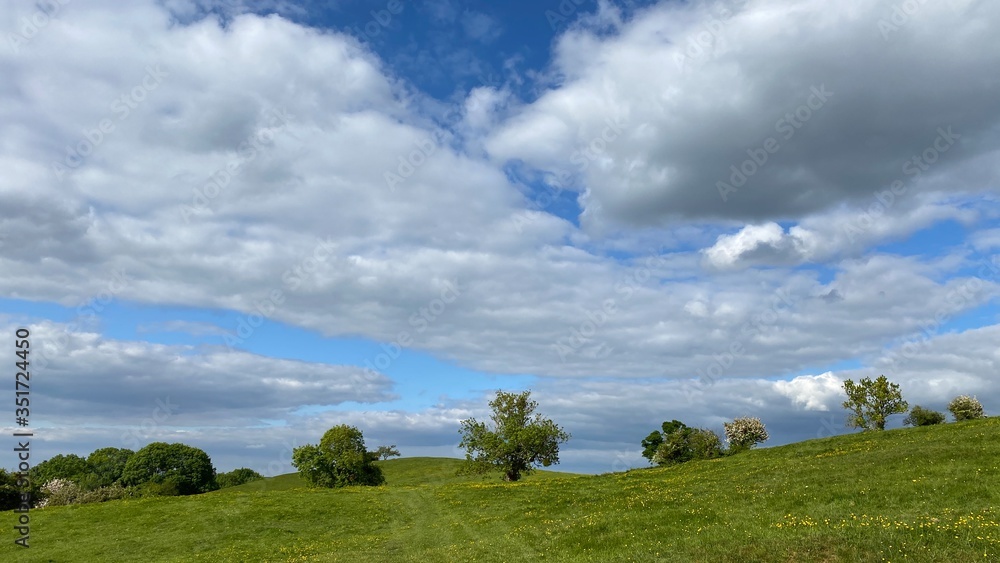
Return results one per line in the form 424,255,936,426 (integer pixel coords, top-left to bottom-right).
458,390,570,482
0,469,21,511
120,442,217,495
292,425,385,488
648,422,724,466
86,447,134,488
640,431,664,463
216,468,264,489
641,420,688,463
30,454,92,487
842,375,908,431
903,406,946,427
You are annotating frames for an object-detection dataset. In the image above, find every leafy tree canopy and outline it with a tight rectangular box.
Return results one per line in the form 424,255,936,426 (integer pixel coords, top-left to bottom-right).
458,390,570,482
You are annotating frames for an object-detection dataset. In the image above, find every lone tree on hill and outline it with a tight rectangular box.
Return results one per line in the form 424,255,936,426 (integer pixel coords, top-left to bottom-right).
292,424,385,488
374,445,401,460
458,390,570,482
842,375,908,431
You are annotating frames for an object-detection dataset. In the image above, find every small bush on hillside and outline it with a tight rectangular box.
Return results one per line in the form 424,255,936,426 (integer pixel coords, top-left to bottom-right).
723,417,769,453
293,425,385,488
652,424,723,465
217,468,264,489
688,428,725,460
37,479,81,508
948,395,985,422
903,405,946,427
37,479,132,508
78,483,132,504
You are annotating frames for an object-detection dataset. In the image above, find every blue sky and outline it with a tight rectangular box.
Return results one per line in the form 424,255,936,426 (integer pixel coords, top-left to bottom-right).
1,0,999,475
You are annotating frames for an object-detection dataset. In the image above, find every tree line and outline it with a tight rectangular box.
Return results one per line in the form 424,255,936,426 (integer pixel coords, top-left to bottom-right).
4,381,987,509
0,442,265,510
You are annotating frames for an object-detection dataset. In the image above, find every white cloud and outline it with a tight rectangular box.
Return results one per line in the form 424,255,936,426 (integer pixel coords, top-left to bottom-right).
486,0,1000,230
774,373,844,411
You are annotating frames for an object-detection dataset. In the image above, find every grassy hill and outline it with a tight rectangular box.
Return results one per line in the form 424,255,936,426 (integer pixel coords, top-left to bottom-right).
4,419,1000,562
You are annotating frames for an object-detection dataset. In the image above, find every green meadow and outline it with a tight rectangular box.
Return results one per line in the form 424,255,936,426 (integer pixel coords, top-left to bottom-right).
4,418,999,562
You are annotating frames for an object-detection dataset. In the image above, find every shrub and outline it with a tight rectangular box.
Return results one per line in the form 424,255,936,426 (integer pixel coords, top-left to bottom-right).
948,395,985,422
293,425,386,488
37,479,132,507
641,420,687,463
37,479,82,508
217,468,264,489
688,428,725,460
723,417,769,452
903,405,946,427
77,483,131,504
652,425,723,465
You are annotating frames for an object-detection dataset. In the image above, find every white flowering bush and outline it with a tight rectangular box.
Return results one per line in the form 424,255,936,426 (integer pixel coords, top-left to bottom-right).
948,395,985,422
36,479,131,508
38,478,81,508
723,417,769,453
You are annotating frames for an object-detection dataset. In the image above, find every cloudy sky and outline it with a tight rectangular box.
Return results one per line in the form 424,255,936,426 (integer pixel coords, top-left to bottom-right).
2,0,998,475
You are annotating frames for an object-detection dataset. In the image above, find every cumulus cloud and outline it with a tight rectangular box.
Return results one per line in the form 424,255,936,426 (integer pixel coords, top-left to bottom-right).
774,373,844,411
702,200,979,269
487,0,1000,230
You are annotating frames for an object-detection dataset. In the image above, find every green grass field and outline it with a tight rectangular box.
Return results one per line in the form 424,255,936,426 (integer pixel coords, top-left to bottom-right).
4,419,999,562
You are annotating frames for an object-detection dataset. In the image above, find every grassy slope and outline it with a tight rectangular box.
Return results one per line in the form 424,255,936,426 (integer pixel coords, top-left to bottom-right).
3,419,1000,562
